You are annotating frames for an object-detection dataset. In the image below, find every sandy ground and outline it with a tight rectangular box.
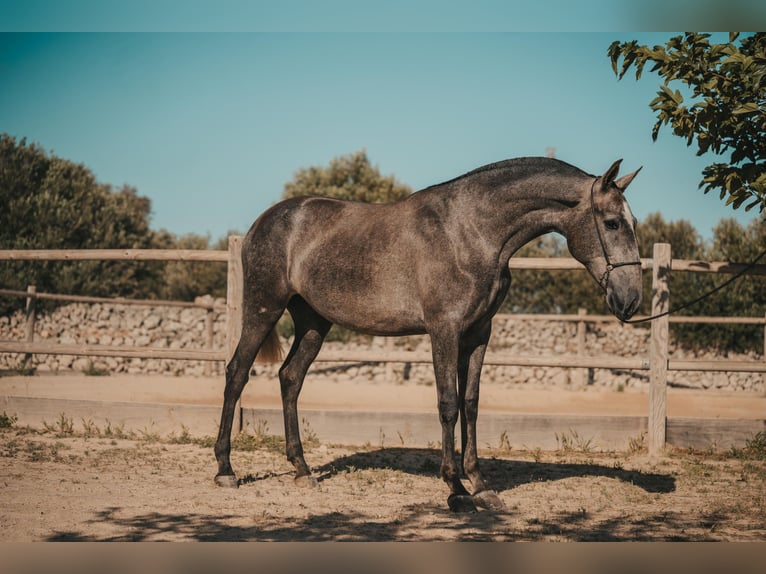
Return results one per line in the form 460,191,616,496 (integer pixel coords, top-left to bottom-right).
1,422,765,541
3,373,765,418
1,373,765,541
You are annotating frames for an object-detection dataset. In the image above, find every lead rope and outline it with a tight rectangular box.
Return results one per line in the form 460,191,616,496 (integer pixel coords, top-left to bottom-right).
623,245,766,324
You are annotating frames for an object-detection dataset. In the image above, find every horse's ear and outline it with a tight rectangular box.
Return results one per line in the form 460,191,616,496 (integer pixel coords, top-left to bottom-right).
599,159,623,192
614,166,642,193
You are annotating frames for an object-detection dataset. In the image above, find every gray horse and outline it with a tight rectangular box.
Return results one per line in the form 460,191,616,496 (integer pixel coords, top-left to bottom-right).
214,156,642,512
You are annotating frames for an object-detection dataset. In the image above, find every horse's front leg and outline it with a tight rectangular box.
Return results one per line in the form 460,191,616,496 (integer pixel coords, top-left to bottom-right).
431,331,475,512
458,325,505,511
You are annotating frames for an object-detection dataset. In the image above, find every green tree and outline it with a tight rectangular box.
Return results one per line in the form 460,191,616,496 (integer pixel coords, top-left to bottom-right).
0,134,162,314
282,150,412,202
634,212,708,317
609,32,766,212
280,150,412,341
503,234,605,315
634,213,765,353
636,213,705,259
691,218,766,353
154,231,228,301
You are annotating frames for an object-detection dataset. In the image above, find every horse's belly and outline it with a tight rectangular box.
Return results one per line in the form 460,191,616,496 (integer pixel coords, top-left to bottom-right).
298,279,426,336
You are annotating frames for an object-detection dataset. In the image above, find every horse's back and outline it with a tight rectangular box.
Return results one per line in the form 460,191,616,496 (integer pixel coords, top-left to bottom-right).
244,195,431,334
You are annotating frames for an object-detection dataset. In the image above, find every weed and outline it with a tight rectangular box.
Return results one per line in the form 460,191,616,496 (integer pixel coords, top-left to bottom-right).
137,423,161,443
43,413,75,437
102,419,128,439
4,366,36,376
81,418,101,438
301,417,319,447
728,431,766,461
23,440,69,462
628,432,647,455
498,430,513,452
555,429,594,453
1,438,20,457
82,361,110,376
167,425,194,444
230,420,285,453
0,411,18,429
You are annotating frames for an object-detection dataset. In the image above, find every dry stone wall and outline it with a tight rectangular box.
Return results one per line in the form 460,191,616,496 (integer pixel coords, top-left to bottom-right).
1,300,763,394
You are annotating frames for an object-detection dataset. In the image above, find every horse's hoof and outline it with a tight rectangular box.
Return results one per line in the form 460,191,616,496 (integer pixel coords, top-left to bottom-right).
214,474,239,488
448,494,477,513
294,474,318,488
473,490,505,512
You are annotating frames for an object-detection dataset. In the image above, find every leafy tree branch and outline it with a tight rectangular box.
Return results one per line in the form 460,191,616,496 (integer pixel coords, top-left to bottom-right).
609,32,766,212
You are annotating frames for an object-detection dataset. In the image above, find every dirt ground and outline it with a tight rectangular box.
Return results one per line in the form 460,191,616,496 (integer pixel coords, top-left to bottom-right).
1,419,764,542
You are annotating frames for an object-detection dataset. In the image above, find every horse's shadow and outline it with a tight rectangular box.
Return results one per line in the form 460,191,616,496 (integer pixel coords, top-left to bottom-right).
314,447,676,494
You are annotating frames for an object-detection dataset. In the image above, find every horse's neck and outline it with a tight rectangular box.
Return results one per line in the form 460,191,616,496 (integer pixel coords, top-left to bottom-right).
448,174,583,262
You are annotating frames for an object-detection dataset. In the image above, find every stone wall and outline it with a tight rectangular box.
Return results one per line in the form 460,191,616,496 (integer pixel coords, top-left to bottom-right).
1,300,763,393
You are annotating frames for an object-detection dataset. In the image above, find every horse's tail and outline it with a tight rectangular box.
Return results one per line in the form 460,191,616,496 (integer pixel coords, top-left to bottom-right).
255,325,284,364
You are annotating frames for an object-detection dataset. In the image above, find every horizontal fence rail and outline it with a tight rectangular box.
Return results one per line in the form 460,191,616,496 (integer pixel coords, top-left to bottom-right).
2,241,765,450
0,249,228,262
0,288,225,310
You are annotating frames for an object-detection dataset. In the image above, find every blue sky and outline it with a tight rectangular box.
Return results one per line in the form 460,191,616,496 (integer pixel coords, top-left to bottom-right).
1,4,762,242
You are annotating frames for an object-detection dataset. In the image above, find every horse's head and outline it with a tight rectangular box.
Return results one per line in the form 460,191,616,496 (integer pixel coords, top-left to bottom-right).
565,160,643,322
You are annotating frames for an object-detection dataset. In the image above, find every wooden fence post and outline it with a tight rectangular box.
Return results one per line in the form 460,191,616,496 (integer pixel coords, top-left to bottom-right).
22,285,37,370
574,307,589,386
649,243,671,455
226,236,244,435
204,307,214,376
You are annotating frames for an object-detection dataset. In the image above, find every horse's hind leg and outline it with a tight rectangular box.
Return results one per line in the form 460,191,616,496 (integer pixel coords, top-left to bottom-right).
279,297,331,487
214,306,284,487
458,323,505,511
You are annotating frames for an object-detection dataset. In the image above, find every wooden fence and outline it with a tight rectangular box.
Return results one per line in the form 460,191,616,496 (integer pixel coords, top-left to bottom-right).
1,241,766,453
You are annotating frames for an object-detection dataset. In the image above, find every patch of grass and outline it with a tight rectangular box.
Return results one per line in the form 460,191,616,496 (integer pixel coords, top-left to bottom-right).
102,419,129,439
728,431,766,461
498,430,513,452
81,418,101,438
1,366,36,377
628,432,647,455
301,417,319,447
42,413,75,437
1,438,20,457
0,411,18,429
82,360,110,376
137,422,161,443
555,429,595,453
167,425,195,445
25,440,67,462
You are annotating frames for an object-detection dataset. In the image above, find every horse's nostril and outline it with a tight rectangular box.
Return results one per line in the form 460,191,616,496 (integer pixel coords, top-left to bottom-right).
607,291,641,321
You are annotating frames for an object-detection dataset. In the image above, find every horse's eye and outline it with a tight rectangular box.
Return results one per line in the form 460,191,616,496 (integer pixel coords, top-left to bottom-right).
604,219,620,231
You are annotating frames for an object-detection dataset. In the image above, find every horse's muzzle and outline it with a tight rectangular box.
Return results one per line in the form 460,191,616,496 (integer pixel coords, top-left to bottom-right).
607,288,642,322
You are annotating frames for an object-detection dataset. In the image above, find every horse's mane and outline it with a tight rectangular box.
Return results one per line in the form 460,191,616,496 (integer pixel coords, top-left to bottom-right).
421,157,590,192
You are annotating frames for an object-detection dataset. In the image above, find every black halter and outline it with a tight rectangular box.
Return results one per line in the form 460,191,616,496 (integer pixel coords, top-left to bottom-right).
590,178,642,291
